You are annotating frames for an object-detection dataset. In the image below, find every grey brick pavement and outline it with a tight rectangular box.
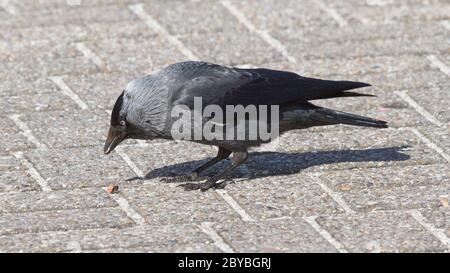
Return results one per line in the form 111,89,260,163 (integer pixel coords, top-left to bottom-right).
0,0,449,252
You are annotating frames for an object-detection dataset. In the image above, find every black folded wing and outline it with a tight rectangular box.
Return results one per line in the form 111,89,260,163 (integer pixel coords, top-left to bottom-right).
171,64,371,109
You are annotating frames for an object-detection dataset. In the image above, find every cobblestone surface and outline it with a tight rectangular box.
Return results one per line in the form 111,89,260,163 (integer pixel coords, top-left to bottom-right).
0,0,448,252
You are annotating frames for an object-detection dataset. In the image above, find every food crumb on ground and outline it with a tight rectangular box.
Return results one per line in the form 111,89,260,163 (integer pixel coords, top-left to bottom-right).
107,185,119,194
439,196,448,208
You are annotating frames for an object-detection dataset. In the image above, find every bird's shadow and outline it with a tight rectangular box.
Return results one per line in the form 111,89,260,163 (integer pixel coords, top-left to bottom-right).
127,146,411,182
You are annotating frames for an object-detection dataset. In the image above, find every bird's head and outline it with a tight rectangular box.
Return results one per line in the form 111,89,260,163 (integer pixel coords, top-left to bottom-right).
105,77,167,154
104,90,129,154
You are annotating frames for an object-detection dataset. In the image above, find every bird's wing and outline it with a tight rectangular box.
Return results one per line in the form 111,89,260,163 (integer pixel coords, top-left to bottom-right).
226,68,371,106
170,64,370,108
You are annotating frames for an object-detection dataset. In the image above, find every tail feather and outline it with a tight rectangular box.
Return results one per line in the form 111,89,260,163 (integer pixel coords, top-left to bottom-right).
311,108,388,129
297,78,372,101
315,91,376,100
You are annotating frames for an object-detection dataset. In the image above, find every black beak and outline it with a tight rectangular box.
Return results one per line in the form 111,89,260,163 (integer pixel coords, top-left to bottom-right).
104,127,127,155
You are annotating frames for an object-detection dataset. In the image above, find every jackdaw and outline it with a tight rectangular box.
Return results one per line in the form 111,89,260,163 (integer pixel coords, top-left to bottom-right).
104,61,387,191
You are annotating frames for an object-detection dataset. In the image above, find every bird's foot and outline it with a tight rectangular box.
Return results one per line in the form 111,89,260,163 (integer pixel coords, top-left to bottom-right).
178,178,231,192
160,172,204,183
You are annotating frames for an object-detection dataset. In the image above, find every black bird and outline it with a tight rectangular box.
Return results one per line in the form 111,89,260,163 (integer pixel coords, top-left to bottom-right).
104,61,387,191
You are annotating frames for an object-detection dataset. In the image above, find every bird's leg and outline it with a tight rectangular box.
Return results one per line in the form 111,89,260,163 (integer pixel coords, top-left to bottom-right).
160,147,231,183
179,151,248,191
191,147,232,175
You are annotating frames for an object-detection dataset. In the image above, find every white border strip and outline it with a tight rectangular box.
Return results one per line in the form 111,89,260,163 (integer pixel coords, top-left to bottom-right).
310,174,356,214
405,127,450,163
215,189,254,221
8,114,47,150
315,0,348,27
129,3,199,60
49,76,89,110
115,147,145,178
304,216,349,253
394,91,444,127
221,0,296,63
409,209,450,251
198,222,235,253
105,188,146,226
13,152,52,192
0,0,18,15
67,241,82,253
441,21,450,30
75,42,111,73
427,55,450,76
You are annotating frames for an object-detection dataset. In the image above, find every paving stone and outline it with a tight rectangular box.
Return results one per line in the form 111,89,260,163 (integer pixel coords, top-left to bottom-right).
323,0,450,24
440,54,450,64
0,93,79,115
315,211,448,252
419,208,449,237
419,126,450,155
316,164,450,212
0,57,99,83
316,164,450,192
230,0,447,44
144,0,289,36
0,157,23,172
345,185,448,212
293,54,435,77
228,0,336,32
288,35,449,60
142,1,284,66
0,77,60,97
85,34,186,75
0,224,216,253
276,127,418,153
12,0,141,12
212,219,337,252
327,0,447,7
83,244,219,253
0,188,117,214
0,10,14,23
25,147,137,190
0,118,35,155
1,4,136,29
245,144,443,175
355,69,450,92
62,224,217,252
1,0,449,253
0,156,39,193
62,72,138,110
0,21,151,46
120,183,241,225
0,42,76,65
178,31,285,66
0,41,81,63
279,22,447,48
229,1,448,59
224,174,345,219
0,170,39,193
22,110,109,148
408,86,450,123
0,207,133,236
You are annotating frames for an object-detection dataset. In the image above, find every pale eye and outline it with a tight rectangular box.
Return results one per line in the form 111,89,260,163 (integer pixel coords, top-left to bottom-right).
119,120,126,126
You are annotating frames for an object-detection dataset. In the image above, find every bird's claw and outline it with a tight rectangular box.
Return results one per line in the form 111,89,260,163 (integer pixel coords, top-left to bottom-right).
178,182,209,191
160,173,204,183
178,178,229,191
